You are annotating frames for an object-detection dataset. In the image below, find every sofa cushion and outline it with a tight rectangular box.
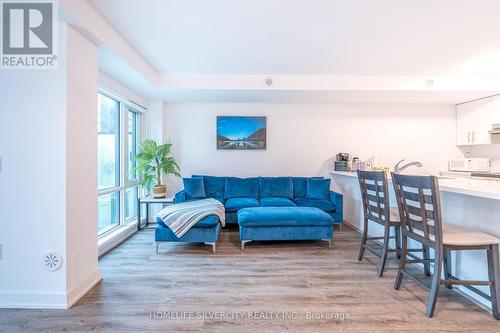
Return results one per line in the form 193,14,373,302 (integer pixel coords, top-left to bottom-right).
156,215,218,229
294,198,336,212
224,177,259,199
183,177,206,199
194,215,220,228
193,175,225,202
238,207,334,227
292,177,324,198
155,221,221,245
306,178,331,200
225,197,260,211
259,177,293,198
260,197,297,207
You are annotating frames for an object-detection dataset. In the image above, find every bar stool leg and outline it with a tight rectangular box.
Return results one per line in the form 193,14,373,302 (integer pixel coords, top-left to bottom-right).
358,217,368,261
394,233,407,290
394,225,401,259
425,247,443,318
377,223,391,277
443,250,453,290
487,244,500,319
422,244,431,276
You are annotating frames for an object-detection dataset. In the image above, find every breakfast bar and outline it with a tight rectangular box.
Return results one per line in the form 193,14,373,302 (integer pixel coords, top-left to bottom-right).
331,170,500,311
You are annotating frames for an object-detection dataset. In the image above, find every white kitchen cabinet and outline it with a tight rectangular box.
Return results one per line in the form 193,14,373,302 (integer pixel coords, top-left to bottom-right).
456,96,500,146
456,101,475,145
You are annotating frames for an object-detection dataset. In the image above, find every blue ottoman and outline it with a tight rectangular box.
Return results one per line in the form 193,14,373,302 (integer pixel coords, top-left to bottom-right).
238,207,334,250
155,215,221,254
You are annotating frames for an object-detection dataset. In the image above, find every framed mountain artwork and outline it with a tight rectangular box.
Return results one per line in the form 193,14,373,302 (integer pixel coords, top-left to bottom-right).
216,116,267,150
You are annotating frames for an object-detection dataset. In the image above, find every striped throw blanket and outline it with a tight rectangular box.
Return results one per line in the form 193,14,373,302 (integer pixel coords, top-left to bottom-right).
157,198,225,238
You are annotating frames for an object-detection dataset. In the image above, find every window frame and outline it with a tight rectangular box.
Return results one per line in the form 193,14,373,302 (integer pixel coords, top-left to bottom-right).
124,108,140,224
97,93,121,193
97,88,145,237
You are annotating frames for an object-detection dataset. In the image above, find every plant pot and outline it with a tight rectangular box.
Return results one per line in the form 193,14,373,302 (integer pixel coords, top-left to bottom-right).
152,185,167,198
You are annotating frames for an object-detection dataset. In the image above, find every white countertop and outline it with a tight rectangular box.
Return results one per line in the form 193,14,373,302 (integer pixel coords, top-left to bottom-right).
330,171,500,201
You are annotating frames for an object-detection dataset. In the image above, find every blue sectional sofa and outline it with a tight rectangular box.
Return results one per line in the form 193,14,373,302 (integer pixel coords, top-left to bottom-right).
174,175,343,225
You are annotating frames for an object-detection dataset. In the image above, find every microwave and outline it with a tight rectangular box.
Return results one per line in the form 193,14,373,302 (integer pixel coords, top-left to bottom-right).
449,158,491,172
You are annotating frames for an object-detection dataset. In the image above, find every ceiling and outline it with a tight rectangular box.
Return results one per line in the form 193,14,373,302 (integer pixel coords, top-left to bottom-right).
88,0,500,76
156,90,500,104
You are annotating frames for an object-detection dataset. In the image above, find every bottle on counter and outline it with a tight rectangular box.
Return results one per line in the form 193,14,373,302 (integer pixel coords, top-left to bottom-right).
365,156,377,171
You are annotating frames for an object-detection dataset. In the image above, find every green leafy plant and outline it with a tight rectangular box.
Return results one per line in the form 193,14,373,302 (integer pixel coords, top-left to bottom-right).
135,139,181,192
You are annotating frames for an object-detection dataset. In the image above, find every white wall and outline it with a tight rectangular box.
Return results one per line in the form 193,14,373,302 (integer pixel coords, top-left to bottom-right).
0,24,69,308
164,103,462,194
0,24,100,309
147,100,168,143
65,27,101,306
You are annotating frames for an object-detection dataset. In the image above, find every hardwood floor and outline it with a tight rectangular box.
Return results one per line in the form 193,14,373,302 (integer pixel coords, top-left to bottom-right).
1,225,499,332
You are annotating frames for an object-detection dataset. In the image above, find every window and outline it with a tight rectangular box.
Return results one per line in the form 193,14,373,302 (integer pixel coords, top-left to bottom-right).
97,91,143,236
98,94,120,190
98,192,120,234
125,186,138,220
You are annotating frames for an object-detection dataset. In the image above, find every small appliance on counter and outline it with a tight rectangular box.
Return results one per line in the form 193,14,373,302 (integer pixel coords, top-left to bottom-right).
364,156,376,171
448,158,491,172
334,153,351,171
351,157,366,172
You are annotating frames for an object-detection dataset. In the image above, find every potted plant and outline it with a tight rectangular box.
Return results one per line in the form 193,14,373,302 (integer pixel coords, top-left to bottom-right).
135,139,181,198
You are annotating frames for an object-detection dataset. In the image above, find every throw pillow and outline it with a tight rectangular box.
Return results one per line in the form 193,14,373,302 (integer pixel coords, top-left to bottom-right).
193,175,225,202
183,177,206,199
306,178,330,200
292,176,324,198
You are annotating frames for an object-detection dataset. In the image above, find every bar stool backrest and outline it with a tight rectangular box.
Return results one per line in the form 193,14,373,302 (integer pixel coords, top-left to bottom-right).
357,170,391,225
391,173,443,247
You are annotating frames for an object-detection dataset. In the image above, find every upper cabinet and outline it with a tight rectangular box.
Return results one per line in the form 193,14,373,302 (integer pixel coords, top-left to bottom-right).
456,96,500,146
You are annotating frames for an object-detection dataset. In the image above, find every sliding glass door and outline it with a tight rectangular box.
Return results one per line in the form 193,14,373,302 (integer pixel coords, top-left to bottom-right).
97,92,143,236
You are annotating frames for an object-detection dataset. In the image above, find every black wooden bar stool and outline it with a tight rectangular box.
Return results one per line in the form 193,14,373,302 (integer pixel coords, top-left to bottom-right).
392,173,500,319
357,170,403,277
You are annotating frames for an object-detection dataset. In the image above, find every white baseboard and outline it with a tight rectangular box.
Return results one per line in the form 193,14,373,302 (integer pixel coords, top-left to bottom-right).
344,220,361,232
0,291,68,309
0,270,102,309
67,269,102,308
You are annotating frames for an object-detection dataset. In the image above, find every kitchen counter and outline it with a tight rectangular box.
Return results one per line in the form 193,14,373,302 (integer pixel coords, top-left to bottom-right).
330,171,500,201
330,170,500,310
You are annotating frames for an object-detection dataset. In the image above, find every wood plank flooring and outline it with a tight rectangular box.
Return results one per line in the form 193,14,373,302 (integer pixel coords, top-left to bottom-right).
1,225,500,332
